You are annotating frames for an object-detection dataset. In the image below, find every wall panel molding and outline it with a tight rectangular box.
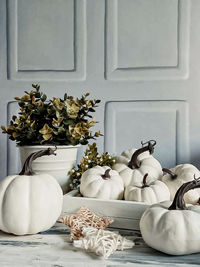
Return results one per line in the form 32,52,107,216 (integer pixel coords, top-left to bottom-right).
7,101,21,175
105,0,190,81
7,0,86,81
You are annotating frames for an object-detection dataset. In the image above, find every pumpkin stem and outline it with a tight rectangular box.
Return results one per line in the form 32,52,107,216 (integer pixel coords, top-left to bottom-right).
101,169,111,180
141,173,149,188
19,147,57,176
168,175,200,210
128,140,156,169
162,168,177,179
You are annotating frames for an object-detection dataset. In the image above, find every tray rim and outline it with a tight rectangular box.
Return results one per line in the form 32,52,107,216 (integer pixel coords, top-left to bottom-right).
64,189,150,207
63,190,150,230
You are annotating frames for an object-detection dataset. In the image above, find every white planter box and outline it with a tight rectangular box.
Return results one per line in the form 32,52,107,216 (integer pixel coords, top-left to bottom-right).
62,190,149,230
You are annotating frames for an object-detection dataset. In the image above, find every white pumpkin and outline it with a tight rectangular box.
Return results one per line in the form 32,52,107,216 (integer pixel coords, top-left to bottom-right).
0,148,63,235
162,164,200,204
140,178,200,255
113,140,162,187
80,166,124,200
125,173,170,204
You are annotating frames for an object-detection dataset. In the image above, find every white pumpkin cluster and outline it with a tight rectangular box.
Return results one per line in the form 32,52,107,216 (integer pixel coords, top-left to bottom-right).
113,140,169,204
80,140,200,206
80,140,200,256
79,141,159,203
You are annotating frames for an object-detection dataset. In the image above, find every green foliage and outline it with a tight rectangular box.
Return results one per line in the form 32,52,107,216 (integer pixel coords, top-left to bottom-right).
1,84,102,146
69,143,116,190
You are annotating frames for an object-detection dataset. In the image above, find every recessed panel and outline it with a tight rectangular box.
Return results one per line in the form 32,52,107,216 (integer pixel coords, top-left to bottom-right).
7,0,86,80
117,0,178,68
105,101,189,168
105,0,190,80
17,0,74,71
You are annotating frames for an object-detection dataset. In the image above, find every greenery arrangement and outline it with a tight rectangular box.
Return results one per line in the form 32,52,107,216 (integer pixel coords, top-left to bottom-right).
1,84,101,146
69,142,116,190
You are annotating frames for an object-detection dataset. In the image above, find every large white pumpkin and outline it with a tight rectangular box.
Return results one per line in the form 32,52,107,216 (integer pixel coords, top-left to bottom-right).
162,164,200,204
113,140,162,187
140,178,200,255
0,148,63,235
80,166,124,200
125,173,170,204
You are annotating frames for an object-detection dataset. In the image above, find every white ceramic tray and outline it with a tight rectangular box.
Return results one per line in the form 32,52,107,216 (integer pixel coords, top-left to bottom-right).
62,190,149,230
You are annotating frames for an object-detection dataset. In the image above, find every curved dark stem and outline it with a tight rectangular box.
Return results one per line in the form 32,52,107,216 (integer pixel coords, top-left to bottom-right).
128,140,156,169
162,168,177,180
168,176,200,210
101,169,111,180
141,140,156,148
19,147,57,176
141,173,149,188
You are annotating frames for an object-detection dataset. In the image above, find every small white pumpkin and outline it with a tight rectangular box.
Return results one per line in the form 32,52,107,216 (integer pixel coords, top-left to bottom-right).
140,178,200,255
113,140,162,187
125,173,170,204
162,164,200,204
0,148,63,235
80,166,124,200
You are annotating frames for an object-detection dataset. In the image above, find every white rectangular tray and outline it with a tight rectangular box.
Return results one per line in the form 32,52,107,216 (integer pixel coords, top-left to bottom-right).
62,190,149,230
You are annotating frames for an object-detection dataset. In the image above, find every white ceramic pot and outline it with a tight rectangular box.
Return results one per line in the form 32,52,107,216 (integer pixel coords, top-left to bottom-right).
19,145,80,194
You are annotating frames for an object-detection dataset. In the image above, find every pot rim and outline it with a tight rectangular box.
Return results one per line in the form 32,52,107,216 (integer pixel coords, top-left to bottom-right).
17,144,81,149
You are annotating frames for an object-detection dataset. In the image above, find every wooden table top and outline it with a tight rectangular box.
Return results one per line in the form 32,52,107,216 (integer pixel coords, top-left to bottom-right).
0,223,199,267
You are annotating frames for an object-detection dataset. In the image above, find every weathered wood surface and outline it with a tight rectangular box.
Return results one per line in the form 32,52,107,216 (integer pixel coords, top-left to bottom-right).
0,223,199,267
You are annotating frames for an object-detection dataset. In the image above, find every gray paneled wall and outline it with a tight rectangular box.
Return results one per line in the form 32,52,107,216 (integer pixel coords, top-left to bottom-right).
1,0,200,179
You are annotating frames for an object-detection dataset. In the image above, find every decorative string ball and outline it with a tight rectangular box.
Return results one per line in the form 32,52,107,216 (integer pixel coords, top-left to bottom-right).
59,207,113,240
73,226,135,259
